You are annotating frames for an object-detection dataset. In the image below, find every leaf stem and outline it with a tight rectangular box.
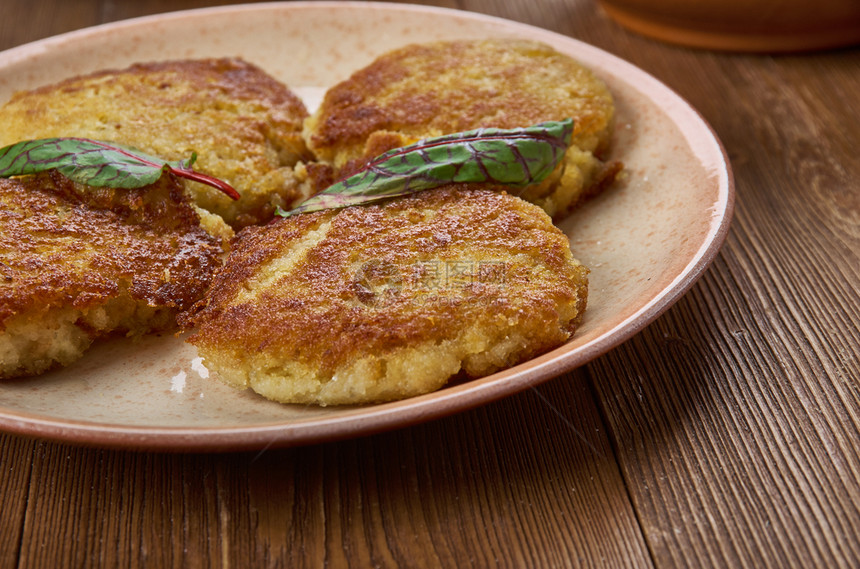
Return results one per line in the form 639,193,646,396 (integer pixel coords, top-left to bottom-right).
169,166,241,200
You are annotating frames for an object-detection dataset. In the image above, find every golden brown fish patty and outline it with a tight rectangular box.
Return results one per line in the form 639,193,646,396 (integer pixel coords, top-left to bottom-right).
182,186,588,405
0,172,224,379
304,39,620,218
0,58,312,228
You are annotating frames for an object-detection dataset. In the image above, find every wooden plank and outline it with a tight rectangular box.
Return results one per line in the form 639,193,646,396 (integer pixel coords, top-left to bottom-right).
0,435,35,566
100,0,258,22
588,42,860,568
218,376,653,568
99,0,462,27
11,375,651,567
0,0,100,51
16,445,224,568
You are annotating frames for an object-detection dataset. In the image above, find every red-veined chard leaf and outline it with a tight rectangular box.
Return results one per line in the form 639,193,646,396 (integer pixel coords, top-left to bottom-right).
0,137,239,199
277,118,573,217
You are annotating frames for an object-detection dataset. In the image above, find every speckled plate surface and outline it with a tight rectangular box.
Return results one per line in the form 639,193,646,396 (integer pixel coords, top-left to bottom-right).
0,2,733,451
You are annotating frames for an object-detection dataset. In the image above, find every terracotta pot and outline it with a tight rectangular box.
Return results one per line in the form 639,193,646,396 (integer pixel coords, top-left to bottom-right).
598,0,860,52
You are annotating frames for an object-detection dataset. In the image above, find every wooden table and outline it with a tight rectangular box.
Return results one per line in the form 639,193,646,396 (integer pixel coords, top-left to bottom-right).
1,1,858,567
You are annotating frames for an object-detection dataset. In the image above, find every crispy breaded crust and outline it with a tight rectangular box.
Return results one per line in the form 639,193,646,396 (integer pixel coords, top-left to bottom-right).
183,186,588,405
0,58,312,228
304,39,620,218
0,172,223,379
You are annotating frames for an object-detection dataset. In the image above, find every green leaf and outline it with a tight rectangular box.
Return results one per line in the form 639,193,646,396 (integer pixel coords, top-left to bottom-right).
277,118,574,217
0,137,239,199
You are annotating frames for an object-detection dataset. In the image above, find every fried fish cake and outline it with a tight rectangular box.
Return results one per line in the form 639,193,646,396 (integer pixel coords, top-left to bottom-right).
304,39,621,218
182,186,588,406
0,58,312,228
0,172,224,379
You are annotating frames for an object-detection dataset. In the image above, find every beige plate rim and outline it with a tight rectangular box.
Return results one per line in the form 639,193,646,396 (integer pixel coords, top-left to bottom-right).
0,2,734,452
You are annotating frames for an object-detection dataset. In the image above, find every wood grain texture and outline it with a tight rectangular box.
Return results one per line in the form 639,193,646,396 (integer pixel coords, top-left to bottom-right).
0,435,35,567
0,0,99,51
16,446,223,568
578,15,860,569
5,378,651,568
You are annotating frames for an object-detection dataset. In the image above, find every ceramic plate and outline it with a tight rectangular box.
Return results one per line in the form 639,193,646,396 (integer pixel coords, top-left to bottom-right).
0,2,733,451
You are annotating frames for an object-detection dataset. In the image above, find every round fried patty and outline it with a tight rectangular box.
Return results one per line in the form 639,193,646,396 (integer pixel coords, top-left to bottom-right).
304,39,620,218
182,185,589,405
0,172,224,379
0,58,312,228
